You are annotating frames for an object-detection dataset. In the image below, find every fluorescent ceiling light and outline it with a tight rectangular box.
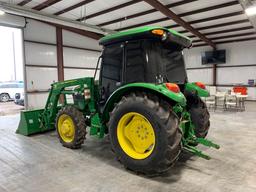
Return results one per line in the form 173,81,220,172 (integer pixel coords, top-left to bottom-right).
0,10,5,15
245,5,256,16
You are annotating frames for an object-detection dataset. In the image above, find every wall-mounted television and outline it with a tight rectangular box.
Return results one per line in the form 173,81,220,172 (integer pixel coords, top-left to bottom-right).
201,50,226,65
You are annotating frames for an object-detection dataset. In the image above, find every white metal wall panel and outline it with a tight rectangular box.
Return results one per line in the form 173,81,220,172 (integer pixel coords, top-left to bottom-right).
0,13,26,28
217,67,256,85
23,19,57,109
247,88,256,100
217,40,256,66
24,19,56,43
27,93,49,109
184,40,256,68
184,40,256,100
26,67,57,91
63,30,102,51
64,68,99,81
187,69,213,85
63,47,100,68
25,42,57,66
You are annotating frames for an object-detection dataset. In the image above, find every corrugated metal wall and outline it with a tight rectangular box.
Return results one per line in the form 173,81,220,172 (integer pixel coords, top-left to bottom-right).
23,19,101,109
184,40,256,100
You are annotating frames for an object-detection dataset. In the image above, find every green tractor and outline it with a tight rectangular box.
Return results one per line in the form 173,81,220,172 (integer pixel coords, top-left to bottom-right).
17,26,219,175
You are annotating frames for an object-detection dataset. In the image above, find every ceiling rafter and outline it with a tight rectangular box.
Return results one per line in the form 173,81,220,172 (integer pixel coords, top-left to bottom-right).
98,0,197,27
193,37,256,47
33,0,62,11
187,26,254,38
17,0,32,6
41,21,102,40
143,0,215,48
178,19,250,34
193,32,256,43
163,11,244,31
77,0,142,22
54,0,94,16
118,1,240,31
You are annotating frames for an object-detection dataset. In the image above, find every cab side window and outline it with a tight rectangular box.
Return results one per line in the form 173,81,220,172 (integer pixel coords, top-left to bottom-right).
101,43,123,99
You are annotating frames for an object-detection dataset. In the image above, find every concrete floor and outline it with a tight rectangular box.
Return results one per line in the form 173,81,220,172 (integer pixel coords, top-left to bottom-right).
0,102,24,116
0,102,256,192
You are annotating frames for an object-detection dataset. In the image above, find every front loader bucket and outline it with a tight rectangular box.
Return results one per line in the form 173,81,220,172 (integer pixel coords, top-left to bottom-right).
16,109,54,136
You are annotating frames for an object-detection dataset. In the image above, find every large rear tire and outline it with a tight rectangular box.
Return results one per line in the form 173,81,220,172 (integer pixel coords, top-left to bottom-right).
109,93,182,175
55,106,87,149
189,98,210,138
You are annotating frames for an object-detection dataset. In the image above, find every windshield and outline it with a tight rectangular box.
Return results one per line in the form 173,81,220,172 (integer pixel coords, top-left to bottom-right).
144,40,187,84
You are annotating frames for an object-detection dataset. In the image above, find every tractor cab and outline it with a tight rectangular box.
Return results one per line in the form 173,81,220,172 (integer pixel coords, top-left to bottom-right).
98,27,192,101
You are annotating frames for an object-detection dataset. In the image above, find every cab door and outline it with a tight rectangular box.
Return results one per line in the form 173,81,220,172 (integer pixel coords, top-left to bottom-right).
99,43,124,103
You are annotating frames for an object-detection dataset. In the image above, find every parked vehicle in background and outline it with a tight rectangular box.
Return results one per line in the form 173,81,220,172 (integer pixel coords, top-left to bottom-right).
0,81,24,102
14,92,24,106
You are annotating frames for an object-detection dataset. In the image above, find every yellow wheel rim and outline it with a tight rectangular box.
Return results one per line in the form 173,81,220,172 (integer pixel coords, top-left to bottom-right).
57,114,75,143
117,112,155,160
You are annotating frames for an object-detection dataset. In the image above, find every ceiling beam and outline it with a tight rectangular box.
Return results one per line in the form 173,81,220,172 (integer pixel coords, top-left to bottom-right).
178,19,250,33
143,0,215,48
98,0,197,27
54,0,94,16
62,25,103,40
193,32,256,43
77,0,142,22
0,2,114,35
187,26,254,38
40,20,103,40
164,11,244,29
33,0,62,11
118,1,240,31
194,37,256,47
17,0,32,6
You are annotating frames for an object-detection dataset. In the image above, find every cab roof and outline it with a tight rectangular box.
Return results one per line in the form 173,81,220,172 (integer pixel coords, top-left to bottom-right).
99,26,191,46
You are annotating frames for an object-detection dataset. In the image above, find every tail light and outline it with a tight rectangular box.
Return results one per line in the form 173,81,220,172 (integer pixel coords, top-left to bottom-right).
165,83,180,93
84,89,91,99
152,29,164,36
195,82,206,89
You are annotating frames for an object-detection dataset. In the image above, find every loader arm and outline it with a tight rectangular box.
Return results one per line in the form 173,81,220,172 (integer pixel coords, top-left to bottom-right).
17,77,96,136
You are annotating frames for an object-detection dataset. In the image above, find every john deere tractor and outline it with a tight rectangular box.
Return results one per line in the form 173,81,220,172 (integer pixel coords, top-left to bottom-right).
17,26,219,175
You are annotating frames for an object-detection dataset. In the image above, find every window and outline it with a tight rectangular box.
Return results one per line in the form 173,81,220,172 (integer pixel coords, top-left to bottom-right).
101,43,123,99
125,41,146,83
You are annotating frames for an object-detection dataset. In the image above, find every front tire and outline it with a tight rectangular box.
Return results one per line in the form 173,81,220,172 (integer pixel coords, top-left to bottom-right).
109,93,182,175
55,106,86,149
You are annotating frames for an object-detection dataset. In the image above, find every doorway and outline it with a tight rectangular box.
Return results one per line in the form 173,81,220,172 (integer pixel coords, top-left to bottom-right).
0,26,24,116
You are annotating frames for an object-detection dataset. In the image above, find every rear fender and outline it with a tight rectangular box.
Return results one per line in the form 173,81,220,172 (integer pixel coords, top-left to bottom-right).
101,83,186,123
185,82,209,97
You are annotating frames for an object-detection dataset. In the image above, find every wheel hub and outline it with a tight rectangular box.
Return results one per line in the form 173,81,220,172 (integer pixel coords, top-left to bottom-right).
117,112,155,159
57,114,75,143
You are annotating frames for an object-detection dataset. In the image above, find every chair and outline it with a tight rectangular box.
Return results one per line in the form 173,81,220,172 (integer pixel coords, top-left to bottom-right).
208,86,217,96
205,95,216,111
225,95,237,111
215,92,226,110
